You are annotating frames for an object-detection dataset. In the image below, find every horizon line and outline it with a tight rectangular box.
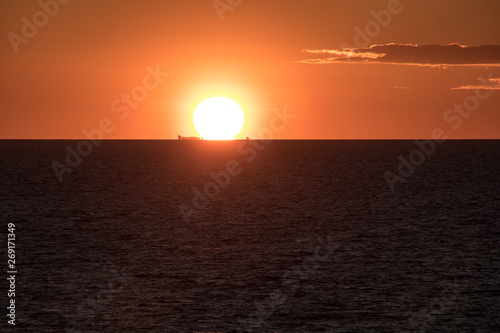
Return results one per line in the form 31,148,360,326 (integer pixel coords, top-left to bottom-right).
1,138,499,141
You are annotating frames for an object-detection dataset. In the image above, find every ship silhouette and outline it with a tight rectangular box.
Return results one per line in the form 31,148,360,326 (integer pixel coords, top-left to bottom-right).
178,135,202,140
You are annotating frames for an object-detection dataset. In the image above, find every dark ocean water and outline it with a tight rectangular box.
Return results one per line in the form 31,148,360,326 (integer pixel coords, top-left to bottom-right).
1,140,499,332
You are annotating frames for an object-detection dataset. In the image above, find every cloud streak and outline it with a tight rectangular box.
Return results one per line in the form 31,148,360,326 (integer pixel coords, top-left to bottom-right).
297,43,500,67
451,76,500,90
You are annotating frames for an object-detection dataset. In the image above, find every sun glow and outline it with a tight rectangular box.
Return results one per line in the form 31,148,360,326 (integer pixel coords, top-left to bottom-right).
193,97,244,140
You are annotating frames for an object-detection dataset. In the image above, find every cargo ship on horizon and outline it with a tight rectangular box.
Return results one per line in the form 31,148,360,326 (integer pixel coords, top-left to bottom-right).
177,135,202,140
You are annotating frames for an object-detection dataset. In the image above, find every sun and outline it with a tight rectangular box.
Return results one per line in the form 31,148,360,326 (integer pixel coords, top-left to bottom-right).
193,97,244,140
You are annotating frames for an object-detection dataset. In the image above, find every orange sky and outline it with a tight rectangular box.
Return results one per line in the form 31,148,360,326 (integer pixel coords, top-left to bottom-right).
1,0,500,139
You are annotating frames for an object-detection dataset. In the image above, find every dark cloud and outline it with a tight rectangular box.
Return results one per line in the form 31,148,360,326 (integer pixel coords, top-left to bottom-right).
297,43,500,67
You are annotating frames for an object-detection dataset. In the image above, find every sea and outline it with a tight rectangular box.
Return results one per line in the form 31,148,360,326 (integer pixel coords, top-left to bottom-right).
0,140,499,332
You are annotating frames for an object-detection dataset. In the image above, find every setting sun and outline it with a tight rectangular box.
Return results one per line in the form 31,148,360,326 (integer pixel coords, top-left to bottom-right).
193,97,244,140
3,2,500,332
